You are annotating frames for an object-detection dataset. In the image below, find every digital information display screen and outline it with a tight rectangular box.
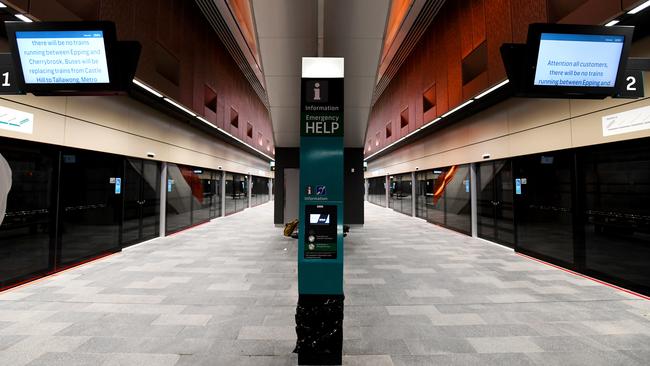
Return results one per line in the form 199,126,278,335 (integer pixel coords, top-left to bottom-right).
534,33,624,88
15,30,110,84
309,214,330,225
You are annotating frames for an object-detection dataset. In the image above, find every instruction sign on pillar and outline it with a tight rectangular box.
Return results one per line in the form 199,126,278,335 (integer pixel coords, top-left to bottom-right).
295,57,344,365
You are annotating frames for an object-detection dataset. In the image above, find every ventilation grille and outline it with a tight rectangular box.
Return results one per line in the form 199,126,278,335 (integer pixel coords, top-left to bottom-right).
195,0,270,110
371,0,446,106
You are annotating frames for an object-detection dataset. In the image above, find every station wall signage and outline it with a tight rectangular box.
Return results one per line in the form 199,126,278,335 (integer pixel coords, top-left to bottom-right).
15,30,110,84
602,104,650,137
0,105,34,134
300,78,343,137
502,23,636,99
534,33,625,88
4,21,140,95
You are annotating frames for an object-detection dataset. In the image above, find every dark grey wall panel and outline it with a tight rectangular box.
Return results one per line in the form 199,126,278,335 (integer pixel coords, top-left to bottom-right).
344,148,365,225
274,148,364,225
274,148,300,225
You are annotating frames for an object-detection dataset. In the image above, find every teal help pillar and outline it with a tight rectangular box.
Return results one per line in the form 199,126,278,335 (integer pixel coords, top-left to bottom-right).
294,57,344,365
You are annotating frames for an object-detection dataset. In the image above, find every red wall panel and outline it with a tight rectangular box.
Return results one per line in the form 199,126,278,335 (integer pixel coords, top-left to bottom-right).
445,2,463,111
558,0,621,25
471,0,486,48
485,0,512,84
434,16,449,118
510,0,547,43
29,0,99,21
623,0,646,9
366,0,551,156
460,0,474,58
100,0,135,40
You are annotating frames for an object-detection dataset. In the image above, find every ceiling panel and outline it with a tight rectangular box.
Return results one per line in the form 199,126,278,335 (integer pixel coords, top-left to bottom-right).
326,38,384,77
345,76,376,108
253,0,318,38
345,107,372,147
325,0,391,39
253,0,389,148
270,106,300,147
325,0,390,148
253,0,317,147
265,76,300,107
258,37,317,77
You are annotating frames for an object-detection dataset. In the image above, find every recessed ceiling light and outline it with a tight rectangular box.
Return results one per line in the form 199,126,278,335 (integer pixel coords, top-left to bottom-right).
163,97,196,117
441,99,474,118
474,79,509,99
133,79,163,98
0,2,7,8
605,20,620,27
628,0,650,14
196,115,213,126
302,57,344,78
15,14,33,22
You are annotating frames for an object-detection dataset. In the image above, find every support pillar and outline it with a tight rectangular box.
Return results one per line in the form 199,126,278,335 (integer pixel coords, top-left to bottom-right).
411,171,416,217
295,57,345,365
470,163,478,238
159,162,167,237
385,175,389,208
248,174,252,208
220,170,226,217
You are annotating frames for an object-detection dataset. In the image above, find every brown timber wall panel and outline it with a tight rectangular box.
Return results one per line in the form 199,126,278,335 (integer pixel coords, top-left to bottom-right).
510,0,547,43
464,0,488,99
423,24,437,122
100,0,135,40
399,60,409,138
472,0,486,49
29,0,98,21
445,2,463,113
411,45,423,130
7,0,29,12
26,0,274,157
410,47,422,131
553,0,620,25
623,0,645,9
460,0,474,58
434,18,448,121
367,0,550,155
485,0,513,85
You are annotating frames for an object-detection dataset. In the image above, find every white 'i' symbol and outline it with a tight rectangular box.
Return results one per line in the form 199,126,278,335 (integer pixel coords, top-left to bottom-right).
313,82,321,101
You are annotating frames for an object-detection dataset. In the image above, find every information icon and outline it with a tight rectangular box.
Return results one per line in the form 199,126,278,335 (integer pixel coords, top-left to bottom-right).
316,185,327,196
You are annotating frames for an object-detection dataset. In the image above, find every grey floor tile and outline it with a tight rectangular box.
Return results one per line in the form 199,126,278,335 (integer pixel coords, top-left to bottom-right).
0,335,26,351
403,337,475,355
526,351,643,366
0,202,646,366
25,352,107,366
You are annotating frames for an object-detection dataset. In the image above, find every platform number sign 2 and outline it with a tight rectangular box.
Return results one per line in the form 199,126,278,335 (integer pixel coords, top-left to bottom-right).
616,70,644,99
0,53,23,95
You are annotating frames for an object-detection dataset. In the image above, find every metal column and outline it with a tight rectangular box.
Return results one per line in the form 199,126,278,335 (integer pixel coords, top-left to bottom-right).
159,162,167,237
248,174,252,208
470,163,478,237
411,171,416,217
220,170,226,217
385,175,389,208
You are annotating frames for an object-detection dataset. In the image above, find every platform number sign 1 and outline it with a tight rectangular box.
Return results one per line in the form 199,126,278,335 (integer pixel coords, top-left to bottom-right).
0,53,23,95
616,70,644,99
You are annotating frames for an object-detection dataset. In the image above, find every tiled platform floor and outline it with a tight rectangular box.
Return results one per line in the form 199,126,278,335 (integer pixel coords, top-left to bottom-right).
0,202,649,365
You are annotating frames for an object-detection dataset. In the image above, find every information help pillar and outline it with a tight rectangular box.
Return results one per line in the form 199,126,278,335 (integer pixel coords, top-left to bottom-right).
294,57,344,365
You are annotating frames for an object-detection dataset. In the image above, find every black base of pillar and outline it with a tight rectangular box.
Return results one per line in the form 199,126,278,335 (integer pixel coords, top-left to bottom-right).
294,294,344,365
298,352,341,365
